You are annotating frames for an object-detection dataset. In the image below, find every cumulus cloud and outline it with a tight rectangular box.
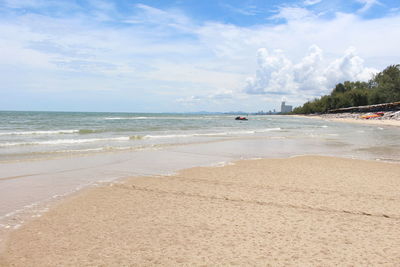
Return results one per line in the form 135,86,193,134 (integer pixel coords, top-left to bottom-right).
292,45,325,92
245,48,295,95
244,45,378,98
324,47,377,85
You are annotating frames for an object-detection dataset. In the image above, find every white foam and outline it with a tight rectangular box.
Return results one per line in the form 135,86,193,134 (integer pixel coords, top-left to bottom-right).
0,136,130,147
104,117,151,120
255,127,281,133
144,134,194,139
143,128,281,139
213,161,235,167
0,129,79,136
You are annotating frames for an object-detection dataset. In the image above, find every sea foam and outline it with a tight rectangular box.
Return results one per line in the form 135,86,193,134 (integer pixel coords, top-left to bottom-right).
143,128,281,139
0,136,131,147
0,129,79,136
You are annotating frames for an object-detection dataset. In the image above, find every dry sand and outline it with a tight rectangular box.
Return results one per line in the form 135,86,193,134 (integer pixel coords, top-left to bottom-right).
1,156,400,266
293,114,400,127
324,117,400,127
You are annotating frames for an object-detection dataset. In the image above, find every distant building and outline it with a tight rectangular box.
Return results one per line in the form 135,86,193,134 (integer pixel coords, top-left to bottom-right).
281,101,292,113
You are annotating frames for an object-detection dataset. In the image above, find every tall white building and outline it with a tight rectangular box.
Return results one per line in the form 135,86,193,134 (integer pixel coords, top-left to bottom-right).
281,101,292,113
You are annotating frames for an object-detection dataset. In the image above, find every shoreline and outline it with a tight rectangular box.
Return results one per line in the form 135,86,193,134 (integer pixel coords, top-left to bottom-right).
292,113,400,127
2,118,400,246
1,155,399,266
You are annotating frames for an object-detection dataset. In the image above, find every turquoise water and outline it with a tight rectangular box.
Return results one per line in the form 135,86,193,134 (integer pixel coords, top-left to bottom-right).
0,111,399,162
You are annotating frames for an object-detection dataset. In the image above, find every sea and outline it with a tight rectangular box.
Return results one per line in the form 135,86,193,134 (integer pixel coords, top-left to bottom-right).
1,111,399,162
0,111,282,161
0,111,399,232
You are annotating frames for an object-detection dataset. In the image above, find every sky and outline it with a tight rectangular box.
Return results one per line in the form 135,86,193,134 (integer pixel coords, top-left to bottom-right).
0,0,399,112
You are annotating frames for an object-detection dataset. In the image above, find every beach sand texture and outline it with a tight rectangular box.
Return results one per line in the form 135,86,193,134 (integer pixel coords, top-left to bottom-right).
1,156,400,266
292,113,400,127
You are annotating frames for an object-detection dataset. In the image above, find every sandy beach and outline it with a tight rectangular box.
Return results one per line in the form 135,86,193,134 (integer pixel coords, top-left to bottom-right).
1,155,399,266
293,112,400,127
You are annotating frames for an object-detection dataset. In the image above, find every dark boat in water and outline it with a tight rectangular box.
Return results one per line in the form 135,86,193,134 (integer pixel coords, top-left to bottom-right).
235,116,248,121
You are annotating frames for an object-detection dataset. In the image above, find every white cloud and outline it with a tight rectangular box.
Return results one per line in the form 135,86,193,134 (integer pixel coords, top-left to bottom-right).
324,47,377,85
270,7,317,21
303,0,322,6
356,0,382,13
4,0,40,8
244,45,378,98
220,3,259,16
130,4,193,32
293,45,326,92
4,0,81,12
245,48,296,95
208,90,238,100
176,95,202,105
390,7,400,13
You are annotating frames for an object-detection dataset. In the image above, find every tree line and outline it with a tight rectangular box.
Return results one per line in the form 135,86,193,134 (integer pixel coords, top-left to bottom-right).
292,64,400,114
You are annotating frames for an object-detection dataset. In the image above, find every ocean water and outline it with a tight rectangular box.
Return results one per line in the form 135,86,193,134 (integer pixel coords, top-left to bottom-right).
0,111,279,161
0,111,399,162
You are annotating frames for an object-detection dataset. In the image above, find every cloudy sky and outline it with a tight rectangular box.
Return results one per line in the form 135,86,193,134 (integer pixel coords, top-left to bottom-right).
0,0,399,112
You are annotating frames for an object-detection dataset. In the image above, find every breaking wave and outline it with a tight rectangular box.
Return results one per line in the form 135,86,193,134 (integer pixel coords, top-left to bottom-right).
144,128,281,139
0,130,79,136
0,137,132,147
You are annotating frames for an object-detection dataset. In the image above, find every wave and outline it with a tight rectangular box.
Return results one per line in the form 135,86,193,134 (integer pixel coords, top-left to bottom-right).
46,146,137,154
78,129,105,134
104,117,153,120
144,128,281,139
255,127,281,133
0,130,79,136
0,128,281,147
0,129,127,136
103,116,223,121
0,136,132,147
129,135,143,140
144,134,199,139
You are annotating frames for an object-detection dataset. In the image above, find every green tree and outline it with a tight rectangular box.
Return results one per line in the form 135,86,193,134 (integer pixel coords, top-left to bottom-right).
291,64,400,114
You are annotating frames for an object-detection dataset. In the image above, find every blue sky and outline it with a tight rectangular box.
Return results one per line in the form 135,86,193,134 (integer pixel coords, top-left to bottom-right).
0,0,399,112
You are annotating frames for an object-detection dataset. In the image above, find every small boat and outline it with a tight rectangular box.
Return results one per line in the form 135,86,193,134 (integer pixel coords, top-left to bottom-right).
360,114,380,119
235,116,248,121
360,112,384,119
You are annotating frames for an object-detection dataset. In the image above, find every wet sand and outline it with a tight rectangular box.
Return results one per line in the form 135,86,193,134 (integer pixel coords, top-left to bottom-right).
1,156,400,266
